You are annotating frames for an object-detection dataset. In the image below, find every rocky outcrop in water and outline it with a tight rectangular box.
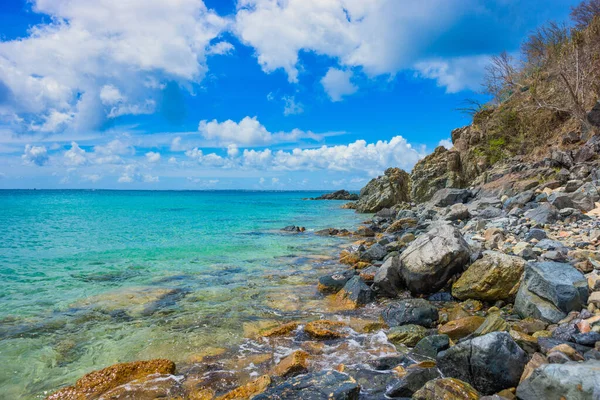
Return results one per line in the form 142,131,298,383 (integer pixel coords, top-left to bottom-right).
308,190,359,201
354,167,411,213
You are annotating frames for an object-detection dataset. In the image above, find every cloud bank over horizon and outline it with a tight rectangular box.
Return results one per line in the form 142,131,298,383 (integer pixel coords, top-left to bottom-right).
0,0,578,189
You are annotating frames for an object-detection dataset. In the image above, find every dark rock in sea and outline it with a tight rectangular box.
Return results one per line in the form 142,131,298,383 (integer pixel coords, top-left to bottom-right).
355,168,411,213
310,190,359,201
317,270,356,294
411,334,450,359
342,366,394,398
315,228,350,236
281,225,305,233
385,364,441,398
399,223,471,294
381,298,438,328
437,332,528,395
368,355,412,371
516,360,600,400
253,370,360,400
429,188,472,207
360,243,387,262
372,256,403,297
335,276,375,308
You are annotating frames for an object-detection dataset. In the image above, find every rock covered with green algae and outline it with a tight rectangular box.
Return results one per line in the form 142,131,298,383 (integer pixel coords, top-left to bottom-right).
386,324,428,347
452,250,525,301
252,370,360,400
46,359,176,399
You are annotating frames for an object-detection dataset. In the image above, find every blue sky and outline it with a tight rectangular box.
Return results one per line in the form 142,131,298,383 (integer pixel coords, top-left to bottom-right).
0,0,579,189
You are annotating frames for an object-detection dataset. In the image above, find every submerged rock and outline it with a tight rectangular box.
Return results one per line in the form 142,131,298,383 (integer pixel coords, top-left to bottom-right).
272,350,309,378
399,223,471,294
437,332,528,395
253,370,360,400
47,359,176,400
318,270,356,294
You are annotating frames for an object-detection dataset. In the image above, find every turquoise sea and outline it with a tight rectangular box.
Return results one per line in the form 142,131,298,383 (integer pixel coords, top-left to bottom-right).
0,190,365,399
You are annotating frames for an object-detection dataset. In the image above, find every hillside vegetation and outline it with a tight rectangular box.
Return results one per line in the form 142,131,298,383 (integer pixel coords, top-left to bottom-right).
410,0,600,203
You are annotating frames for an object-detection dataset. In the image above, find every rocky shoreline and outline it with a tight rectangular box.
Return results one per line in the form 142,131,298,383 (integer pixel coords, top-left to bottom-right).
47,116,600,399
47,151,600,399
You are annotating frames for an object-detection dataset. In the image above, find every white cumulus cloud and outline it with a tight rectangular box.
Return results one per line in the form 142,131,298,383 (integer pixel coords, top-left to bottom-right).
198,116,322,146
145,151,161,163
0,0,229,134
321,68,357,102
64,142,87,166
22,144,49,166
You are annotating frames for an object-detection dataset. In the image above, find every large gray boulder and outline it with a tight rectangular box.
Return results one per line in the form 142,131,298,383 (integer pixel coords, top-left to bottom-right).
516,361,600,400
515,261,588,323
524,203,559,225
437,332,528,395
567,182,600,212
373,256,403,297
429,188,472,207
355,168,411,213
399,223,471,294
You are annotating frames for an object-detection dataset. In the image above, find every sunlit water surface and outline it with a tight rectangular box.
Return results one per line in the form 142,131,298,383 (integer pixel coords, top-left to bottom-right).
0,190,365,399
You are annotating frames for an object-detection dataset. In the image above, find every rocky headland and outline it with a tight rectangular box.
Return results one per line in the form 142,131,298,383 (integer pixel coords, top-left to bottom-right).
48,5,600,400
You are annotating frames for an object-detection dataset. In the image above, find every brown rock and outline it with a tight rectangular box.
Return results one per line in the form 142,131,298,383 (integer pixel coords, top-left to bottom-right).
451,251,525,301
412,377,480,400
547,344,584,361
261,322,299,337
304,320,347,339
520,353,547,383
473,312,509,336
438,316,486,340
47,359,176,400
216,375,271,400
272,350,309,378
512,317,547,335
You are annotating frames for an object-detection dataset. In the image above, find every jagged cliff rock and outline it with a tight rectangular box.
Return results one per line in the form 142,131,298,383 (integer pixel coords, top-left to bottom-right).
355,168,411,213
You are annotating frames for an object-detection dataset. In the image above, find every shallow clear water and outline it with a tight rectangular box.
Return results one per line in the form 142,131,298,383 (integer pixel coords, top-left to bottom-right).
0,190,364,399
